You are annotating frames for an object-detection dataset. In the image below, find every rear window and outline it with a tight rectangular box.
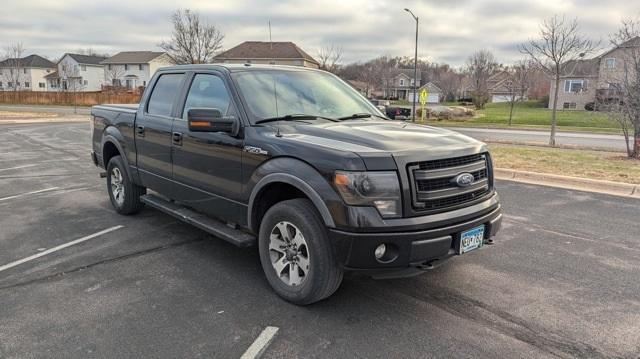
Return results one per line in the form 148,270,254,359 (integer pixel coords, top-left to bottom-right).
147,74,185,117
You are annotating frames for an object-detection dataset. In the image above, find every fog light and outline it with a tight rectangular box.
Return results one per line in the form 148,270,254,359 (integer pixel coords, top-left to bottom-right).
374,244,386,259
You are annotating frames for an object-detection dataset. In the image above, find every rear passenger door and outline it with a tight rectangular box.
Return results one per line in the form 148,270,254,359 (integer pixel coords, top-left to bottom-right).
170,72,245,224
135,72,186,196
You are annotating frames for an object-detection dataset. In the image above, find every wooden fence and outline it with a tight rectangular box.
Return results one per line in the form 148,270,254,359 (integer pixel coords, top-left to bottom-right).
0,91,142,106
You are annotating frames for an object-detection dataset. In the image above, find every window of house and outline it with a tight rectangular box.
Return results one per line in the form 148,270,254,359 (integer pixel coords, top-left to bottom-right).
108,64,112,70
143,81,146,87
564,79,585,93
25,82,30,87
604,58,616,69
124,64,129,70
138,64,144,70
74,65,78,72
400,79,405,86
39,82,45,88
147,73,185,117
563,102,577,109
84,80,88,86
0,81,3,87
81,65,86,71
23,68,27,74
8,82,13,88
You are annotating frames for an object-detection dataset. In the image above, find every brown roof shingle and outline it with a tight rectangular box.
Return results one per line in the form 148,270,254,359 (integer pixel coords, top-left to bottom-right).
101,51,167,64
214,41,319,65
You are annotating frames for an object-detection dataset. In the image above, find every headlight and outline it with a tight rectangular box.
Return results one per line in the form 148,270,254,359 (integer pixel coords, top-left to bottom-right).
334,171,401,218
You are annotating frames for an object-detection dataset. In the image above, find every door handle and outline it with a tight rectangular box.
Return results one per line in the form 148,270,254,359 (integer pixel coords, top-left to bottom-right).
172,132,183,146
136,125,145,137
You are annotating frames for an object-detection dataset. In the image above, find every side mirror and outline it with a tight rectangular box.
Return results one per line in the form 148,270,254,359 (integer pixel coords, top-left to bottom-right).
188,108,239,135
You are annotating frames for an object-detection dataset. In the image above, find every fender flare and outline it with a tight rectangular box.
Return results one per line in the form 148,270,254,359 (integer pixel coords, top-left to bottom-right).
248,173,336,231
101,133,134,182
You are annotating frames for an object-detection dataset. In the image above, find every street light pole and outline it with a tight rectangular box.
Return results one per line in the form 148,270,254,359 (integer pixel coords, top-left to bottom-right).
404,8,418,122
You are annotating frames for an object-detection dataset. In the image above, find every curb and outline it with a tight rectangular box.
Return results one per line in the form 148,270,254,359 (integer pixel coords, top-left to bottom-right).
494,168,640,199
0,116,89,124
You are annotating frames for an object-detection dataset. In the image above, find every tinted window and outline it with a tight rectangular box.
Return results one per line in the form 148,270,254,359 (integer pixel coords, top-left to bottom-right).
233,70,377,123
147,74,184,117
182,74,233,118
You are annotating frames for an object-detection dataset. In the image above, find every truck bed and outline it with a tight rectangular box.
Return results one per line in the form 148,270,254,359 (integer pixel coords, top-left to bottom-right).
93,104,139,113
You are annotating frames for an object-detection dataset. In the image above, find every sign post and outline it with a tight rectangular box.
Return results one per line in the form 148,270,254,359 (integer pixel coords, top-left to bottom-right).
420,88,427,122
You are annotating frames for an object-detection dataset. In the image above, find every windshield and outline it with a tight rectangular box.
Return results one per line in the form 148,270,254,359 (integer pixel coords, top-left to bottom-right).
232,70,380,123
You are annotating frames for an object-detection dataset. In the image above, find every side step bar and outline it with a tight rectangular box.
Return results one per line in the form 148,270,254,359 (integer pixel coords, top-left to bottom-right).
140,194,256,248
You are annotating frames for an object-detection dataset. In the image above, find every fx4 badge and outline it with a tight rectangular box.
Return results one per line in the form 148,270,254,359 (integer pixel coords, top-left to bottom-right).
243,146,269,155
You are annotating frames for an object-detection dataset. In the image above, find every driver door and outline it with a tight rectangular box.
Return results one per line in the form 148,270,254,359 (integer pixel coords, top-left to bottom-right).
170,72,245,224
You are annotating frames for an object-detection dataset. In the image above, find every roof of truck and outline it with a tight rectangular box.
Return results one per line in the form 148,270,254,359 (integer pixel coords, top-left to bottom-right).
158,63,325,73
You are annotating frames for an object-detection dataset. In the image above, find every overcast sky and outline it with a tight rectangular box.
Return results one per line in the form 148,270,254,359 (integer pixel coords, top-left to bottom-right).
1,0,636,67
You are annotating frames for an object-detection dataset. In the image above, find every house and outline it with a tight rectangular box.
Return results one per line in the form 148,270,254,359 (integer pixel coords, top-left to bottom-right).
101,51,173,90
45,53,107,92
347,80,371,97
407,82,442,103
0,55,55,91
213,41,320,68
382,69,421,100
549,36,640,110
486,70,528,103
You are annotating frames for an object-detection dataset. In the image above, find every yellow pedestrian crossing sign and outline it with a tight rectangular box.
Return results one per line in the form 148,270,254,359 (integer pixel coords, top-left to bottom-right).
420,88,427,105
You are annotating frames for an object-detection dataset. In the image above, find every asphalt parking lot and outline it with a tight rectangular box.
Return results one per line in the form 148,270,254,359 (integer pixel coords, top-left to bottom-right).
1,121,640,359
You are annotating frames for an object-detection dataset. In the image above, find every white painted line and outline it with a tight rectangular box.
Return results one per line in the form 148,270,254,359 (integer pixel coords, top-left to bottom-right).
0,187,59,202
0,225,124,273
240,326,280,359
0,164,38,172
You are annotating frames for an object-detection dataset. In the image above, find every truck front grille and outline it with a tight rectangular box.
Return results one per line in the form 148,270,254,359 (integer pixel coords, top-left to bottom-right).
408,153,491,212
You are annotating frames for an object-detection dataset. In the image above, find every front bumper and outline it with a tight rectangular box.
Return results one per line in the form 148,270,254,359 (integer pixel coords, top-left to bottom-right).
329,203,502,276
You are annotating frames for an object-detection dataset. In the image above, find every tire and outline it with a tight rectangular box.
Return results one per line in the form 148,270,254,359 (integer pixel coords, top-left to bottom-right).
258,199,343,305
106,155,146,215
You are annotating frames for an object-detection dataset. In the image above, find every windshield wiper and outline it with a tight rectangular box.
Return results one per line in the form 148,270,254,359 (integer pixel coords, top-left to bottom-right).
338,113,389,121
255,114,338,124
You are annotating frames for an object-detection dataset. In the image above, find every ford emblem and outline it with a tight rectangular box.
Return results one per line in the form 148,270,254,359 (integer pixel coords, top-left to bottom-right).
453,172,475,187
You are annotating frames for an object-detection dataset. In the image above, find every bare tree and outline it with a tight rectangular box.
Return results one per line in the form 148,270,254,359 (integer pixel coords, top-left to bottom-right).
520,15,597,146
58,62,85,113
75,48,110,57
466,50,499,109
505,60,535,125
2,43,25,91
318,44,343,73
601,18,640,158
159,9,224,64
104,64,126,88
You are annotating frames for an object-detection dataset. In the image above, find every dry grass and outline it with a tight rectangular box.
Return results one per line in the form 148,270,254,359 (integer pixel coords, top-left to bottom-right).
489,143,640,184
0,111,58,119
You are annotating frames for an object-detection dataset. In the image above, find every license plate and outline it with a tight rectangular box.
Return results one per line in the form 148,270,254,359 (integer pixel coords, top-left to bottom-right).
459,226,485,254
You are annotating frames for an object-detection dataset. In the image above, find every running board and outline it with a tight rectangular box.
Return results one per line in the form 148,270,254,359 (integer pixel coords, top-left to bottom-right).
140,194,256,247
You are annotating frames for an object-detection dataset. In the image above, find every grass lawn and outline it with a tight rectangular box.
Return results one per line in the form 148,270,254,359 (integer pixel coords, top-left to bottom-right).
489,143,640,184
428,101,622,134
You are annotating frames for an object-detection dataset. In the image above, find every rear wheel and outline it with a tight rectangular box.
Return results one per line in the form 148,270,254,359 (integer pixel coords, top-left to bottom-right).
106,155,145,215
258,199,343,305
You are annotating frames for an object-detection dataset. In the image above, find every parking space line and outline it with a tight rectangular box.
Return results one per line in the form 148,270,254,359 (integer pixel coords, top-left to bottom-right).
0,225,124,273
240,326,279,359
0,164,38,172
0,187,59,202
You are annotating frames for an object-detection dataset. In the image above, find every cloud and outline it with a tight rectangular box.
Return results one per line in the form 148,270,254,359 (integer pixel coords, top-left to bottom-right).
0,0,634,67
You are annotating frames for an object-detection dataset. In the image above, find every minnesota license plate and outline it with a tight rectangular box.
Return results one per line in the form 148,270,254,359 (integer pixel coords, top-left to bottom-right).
459,226,485,254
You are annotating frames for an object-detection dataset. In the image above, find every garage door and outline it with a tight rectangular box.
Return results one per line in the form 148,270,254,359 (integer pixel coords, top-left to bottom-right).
427,93,439,103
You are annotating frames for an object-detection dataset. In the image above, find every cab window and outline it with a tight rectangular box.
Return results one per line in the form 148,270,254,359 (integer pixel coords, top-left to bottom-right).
147,73,184,117
182,74,235,119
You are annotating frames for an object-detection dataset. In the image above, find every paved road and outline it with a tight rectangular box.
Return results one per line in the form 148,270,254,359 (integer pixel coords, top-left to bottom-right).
1,121,639,358
447,127,628,151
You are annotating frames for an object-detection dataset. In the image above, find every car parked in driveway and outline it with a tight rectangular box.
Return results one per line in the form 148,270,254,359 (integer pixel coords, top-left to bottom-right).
90,64,502,304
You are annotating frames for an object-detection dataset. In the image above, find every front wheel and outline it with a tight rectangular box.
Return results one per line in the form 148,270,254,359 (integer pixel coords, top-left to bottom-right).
258,199,343,305
106,155,146,215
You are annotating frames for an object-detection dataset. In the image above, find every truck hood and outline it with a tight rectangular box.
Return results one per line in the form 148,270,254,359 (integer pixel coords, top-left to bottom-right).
279,120,486,156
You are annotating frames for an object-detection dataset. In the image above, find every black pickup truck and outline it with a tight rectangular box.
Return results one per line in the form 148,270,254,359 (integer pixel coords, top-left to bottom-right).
91,64,502,304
